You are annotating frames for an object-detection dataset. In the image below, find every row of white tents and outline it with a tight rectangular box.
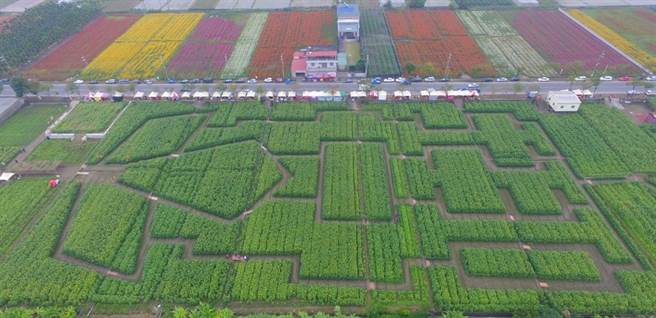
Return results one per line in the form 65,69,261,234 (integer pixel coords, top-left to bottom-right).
86,89,480,102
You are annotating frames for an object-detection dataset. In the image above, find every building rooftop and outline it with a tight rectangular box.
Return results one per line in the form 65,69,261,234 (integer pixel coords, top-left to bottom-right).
337,4,359,19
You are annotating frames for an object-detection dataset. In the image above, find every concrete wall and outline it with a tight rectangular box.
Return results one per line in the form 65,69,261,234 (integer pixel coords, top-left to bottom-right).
0,98,24,125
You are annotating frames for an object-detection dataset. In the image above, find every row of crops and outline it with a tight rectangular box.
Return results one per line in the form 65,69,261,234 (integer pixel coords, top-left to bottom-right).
2,99,656,316
15,6,653,80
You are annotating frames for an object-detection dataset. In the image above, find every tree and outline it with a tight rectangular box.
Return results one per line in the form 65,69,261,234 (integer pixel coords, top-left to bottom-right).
10,77,38,97
405,63,416,75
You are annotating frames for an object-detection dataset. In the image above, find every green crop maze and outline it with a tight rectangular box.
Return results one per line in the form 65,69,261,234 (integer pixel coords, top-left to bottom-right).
1,100,656,316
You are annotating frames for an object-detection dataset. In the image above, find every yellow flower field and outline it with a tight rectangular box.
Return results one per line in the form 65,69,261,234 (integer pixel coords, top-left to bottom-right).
569,9,656,72
82,13,204,80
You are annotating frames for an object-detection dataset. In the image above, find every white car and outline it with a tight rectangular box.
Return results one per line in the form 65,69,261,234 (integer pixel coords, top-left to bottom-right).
263,77,273,83
383,77,395,83
495,77,508,82
645,76,656,81
537,77,550,82
73,79,84,84
395,77,406,83
423,76,436,82
248,78,257,84
600,76,613,81
467,83,480,89
574,76,587,81
646,90,654,96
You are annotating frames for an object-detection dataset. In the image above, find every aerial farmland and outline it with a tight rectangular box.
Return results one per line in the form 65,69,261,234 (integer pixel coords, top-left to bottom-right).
1,0,656,317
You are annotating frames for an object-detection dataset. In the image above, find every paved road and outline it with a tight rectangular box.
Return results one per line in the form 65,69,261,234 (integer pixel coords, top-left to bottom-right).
0,80,650,98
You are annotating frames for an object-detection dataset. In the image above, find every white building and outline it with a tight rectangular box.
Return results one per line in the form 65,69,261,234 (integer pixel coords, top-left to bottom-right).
546,91,582,112
337,4,360,40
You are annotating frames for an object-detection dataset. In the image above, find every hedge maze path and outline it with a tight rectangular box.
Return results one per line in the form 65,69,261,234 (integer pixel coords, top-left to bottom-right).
10,100,656,313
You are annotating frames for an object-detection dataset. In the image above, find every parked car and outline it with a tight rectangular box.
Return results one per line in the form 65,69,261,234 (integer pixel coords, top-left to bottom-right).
646,90,654,96
646,75,656,81
263,77,273,83
235,78,247,83
371,77,382,85
180,79,189,84
439,77,451,82
132,79,142,84
105,79,117,84
343,78,354,83
467,83,479,89
510,76,520,82
401,79,411,85
410,76,423,82
482,78,494,82
383,77,395,83
574,76,587,81
600,75,613,81
224,79,233,84
537,77,550,82
495,77,508,82
191,78,201,84
73,79,84,84
144,80,153,84
618,75,632,81
248,78,257,84
423,76,436,82
395,77,406,83
203,78,214,84
275,78,284,83
88,80,98,84
118,79,129,84
168,79,177,84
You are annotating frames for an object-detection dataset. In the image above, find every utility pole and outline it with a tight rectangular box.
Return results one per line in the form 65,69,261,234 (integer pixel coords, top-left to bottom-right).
444,52,452,79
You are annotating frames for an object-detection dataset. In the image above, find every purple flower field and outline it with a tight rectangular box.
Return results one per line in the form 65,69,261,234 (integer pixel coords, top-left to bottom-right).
167,16,243,78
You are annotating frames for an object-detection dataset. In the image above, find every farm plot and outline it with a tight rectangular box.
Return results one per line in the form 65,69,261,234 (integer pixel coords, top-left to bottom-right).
27,140,97,165
221,12,267,79
569,9,655,72
508,10,639,74
167,16,244,79
0,177,52,254
63,184,148,274
53,102,125,133
385,9,495,77
83,13,203,80
456,11,555,77
582,8,656,58
248,10,336,78
0,105,65,167
360,8,400,77
589,182,656,270
5,100,656,315
26,15,140,81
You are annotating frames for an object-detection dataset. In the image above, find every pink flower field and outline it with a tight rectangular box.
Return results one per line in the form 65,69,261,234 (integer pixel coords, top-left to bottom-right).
510,10,639,74
166,16,243,79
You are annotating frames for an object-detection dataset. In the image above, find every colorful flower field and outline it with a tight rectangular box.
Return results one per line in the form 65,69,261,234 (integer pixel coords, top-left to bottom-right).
570,9,656,72
385,9,495,77
509,10,638,75
166,16,244,79
456,11,555,77
82,13,203,80
26,15,140,81
221,12,267,79
248,10,336,78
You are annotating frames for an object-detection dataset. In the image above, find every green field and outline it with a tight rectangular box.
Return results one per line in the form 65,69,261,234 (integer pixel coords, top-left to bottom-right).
1,100,656,316
0,105,65,166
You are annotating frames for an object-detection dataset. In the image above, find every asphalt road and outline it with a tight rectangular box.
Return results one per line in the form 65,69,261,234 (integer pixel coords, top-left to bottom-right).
0,80,650,98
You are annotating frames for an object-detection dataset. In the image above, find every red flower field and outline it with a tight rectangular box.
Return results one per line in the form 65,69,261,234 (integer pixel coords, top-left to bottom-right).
248,10,336,78
510,10,638,74
385,9,495,77
26,15,140,80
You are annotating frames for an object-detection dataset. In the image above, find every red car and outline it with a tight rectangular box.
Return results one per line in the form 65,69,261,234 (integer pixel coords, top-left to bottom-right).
618,76,632,81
